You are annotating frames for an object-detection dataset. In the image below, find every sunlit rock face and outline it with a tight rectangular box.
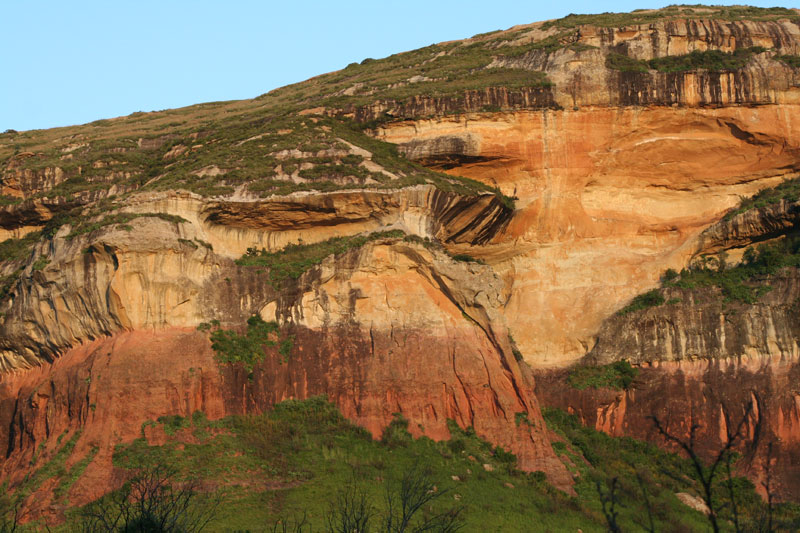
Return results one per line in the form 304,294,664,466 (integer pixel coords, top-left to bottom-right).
380,105,800,367
3,8,800,515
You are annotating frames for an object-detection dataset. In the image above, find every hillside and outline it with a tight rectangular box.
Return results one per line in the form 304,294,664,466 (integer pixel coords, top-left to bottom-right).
2,4,800,529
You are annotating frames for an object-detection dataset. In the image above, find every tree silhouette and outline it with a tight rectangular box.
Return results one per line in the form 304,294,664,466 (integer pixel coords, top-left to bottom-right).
650,399,758,533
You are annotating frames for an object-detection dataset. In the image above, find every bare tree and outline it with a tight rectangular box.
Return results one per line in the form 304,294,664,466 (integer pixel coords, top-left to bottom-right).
595,477,622,533
325,465,463,533
752,441,777,533
271,513,311,533
650,400,758,533
384,464,463,533
326,481,374,533
80,462,219,532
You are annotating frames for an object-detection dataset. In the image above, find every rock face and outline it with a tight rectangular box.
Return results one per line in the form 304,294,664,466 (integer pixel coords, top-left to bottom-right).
0,237,569,517
0,187,512,371
535,354,800,499
380,105,800,367
3,6,800,516
488,18,800,109
536,198,800,500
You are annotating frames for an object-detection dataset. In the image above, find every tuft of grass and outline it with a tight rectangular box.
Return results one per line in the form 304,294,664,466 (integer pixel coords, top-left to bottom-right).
607,47,767,73
659,239,800,305
618,289,665,315
776,54,800,68
236,230,405,286
724,177,800,220
567,360,639,390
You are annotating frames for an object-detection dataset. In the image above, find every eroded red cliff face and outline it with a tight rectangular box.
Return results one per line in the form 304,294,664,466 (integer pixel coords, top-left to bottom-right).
0,319,567,521
536,356,800,499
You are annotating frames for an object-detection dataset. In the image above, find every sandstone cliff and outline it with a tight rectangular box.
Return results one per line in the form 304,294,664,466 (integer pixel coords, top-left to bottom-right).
2,4,800,514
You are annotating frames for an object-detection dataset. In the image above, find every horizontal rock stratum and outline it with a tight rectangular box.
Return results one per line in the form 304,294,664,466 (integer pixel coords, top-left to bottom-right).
2,4,800,518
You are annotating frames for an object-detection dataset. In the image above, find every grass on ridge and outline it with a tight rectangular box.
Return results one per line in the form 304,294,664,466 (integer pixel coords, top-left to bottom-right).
606,47,768,73
235,230,406,286
724,176,800,220
543,6,799,30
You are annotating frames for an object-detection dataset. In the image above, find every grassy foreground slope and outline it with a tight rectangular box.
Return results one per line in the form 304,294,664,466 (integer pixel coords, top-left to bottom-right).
14,397,789,532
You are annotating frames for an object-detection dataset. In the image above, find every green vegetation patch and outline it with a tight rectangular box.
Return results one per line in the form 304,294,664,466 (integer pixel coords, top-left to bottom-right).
15,431,82,502
0,195,21,206
204,315,293,373
100,397,571,532
607,47,767,73
606,52,650,72
66,212,187,240
724,176,800,220
543,6,799,30
0,231,42,263
53,446,99,504
618,289,665,315
567,360,639,390
50,396,800,532
543,407,800,532
776,54,800,68
236,230,405,286
649,46,766,72
0,270,21,300
663,239,800,304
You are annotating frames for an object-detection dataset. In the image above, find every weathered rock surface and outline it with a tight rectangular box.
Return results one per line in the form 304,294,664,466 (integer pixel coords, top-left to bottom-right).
380,105,800,367
536,353,800,499
535,198,800,500
589,274,800,365
3,7,800,516
494,19,800,109
696,199,800,255
0,238,569,517
0,186,513,371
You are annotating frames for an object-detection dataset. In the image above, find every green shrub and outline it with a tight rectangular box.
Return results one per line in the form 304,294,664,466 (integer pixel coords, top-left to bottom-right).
606,53,649,72
567,360,639,390
30,256,50,271
724,177,800,220
618,289,665,315
208,315,291,372
775,54,800,68
659,238,800,304
381,413,412,448
236,230,404,286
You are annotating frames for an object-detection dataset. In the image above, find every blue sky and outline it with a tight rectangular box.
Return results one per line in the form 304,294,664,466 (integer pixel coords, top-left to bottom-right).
1,0,796,131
